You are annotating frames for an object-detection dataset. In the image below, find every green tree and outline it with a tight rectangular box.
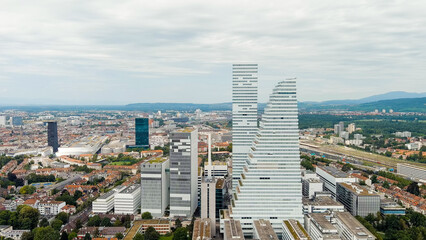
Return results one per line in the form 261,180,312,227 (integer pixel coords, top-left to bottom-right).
39,218,49,227
18,205,40,229
51,219,63,231
175,218,182,229
68,232,77,240
144,227,160,240
113,219,122,226
56,212,69,224
115,233,124,239
101,217,112,227
407,182,420,196
61,231,68,240
173,227,188,240
21,231,34,240
20,185,36,194
134,233,144,240
84,233,92,240
142,212,153,220
87,215,101,227
382,181,390,189
371,175,378,184
341,163,352,172
33,226,60,240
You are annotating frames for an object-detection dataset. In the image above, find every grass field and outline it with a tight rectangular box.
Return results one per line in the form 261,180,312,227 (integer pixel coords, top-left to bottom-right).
109,161,134,166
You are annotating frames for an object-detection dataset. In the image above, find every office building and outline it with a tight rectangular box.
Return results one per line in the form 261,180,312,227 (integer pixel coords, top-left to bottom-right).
336,182,380,217
215,178,230,217
114,184,141,214
204,161,228,177
141,157,170,217
170,128,198,218
193,218,212,240
231,80,303,236
380,199,406,215
397,163,426,182
93,190,117,214
47,121,59,152
135,118,149,147
253,220,279,240
316,166,357,199
0,116,6,126
347,123,356,134
232,63,258,191
10,117,23,126
304,213,340,240
282,220,310,240
303,196,345,214
302,178,323,199
334,212,374,240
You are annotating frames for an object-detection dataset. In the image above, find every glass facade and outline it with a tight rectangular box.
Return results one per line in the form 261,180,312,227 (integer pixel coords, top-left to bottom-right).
135,118,149,146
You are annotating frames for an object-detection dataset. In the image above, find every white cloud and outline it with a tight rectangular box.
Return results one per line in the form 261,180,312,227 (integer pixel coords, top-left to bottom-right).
0,0,425,105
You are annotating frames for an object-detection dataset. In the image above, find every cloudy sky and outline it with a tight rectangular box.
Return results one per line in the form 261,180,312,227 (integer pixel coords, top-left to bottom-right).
0,0,425,105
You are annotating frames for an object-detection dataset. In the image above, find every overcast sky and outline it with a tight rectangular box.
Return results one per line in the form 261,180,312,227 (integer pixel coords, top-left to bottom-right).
0,0,425,105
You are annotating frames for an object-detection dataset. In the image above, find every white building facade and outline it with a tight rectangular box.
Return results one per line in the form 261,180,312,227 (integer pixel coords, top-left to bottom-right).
114,184,141,214
231,80,303,236
231,63,258,191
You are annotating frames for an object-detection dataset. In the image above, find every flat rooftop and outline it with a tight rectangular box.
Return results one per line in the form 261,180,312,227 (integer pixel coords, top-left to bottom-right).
398,163,426,171
118,184,141,194
283,220,310,240
176,127,195,133
216,178,225,189
303,196,344,207
334,212,374,239
309,213,337,231
146,157,168,164
97,190,116,200
318,166,350,178
253,219,279,240
224,220,244,240
193,218,211,240
338,183,378,196
306,178,322,183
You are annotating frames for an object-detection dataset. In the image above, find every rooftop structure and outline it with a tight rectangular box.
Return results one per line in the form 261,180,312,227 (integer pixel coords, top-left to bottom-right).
253,219,279,240
397,163,426,182
282,220,310,240
224,220,245,240
334,212,374,240
303,196,345,214
56,135,108,156
192,218,212,240
304,213,340,240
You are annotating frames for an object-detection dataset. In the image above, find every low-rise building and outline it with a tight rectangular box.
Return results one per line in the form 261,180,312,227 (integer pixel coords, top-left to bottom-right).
380,199,406,216
38,200,66,215
397,163,426,182
223,220,244,240
253,219,279,240
282,220,310,240
302,178,324,199
334,212,374,240
193,218,212,240
304,213,340,240
303,196,345,214
336,183,380,217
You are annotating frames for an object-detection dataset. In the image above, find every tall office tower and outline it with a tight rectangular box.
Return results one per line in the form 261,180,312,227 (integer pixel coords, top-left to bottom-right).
141,157,170,217
201,134,216,236
232,63,258,191
135,118,149,147
47,121,59,153
231,79,303,237
0,116,6,126
169,128,198,218
338,122,344,133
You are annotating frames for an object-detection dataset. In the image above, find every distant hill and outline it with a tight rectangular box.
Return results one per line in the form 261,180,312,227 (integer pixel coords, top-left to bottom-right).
306,91,426,106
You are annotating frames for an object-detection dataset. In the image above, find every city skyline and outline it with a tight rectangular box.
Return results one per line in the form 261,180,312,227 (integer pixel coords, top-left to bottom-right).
1,1,426,105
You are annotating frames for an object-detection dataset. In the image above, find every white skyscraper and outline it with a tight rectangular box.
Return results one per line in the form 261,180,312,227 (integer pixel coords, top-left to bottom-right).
230,79,303,237
232,63,258,191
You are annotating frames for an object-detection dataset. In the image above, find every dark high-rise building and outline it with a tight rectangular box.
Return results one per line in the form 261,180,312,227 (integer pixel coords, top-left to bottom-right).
135,118,149,147
47,121,59,152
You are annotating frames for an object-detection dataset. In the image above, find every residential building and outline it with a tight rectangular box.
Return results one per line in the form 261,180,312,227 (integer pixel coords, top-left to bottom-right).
47,121,59,152
316,166,357,199
334,212,374,240
253,219,279,240
397,163,426,182
231,80,303,236
336,183,380,217
282,220,310,240
114,184,141,214
141,157,170,217
0,116,6,126
347,123,356,134
304,213,340,240
170,128,198,218
193,218,212,240
232,63,258,191
303,196,345,214
135,118,149,147
38,200,66,215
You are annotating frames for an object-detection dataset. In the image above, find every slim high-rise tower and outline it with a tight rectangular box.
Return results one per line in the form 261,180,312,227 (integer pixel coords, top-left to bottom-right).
169,128,198,218
47,121,59,153
230,79,303,237
232,63,258,191
135,118,149,147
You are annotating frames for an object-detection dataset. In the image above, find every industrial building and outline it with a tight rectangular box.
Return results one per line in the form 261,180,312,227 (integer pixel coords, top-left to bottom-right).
397,163,426,182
